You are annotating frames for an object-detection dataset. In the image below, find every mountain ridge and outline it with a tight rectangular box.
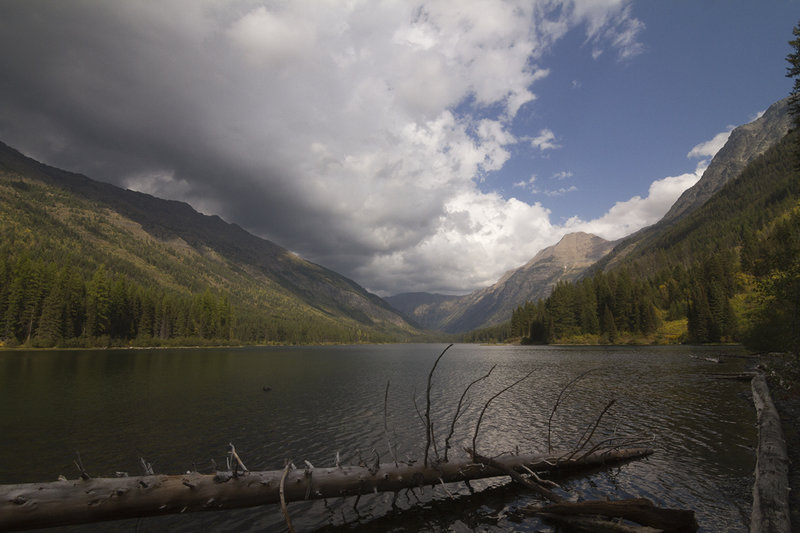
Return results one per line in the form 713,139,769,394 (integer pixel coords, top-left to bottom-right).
0,141,419,345
387,232,615,333
594,96,792,274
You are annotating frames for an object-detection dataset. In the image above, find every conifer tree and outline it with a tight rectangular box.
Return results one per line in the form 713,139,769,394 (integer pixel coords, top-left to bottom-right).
787,19,800,131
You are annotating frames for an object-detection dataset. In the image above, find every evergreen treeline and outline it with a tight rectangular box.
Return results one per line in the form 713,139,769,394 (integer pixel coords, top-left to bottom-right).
0,253,380,347
0,178,397,347
505,130,800,350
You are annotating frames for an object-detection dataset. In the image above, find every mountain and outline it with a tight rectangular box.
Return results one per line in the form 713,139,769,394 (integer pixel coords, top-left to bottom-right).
662,97,791,223
0,141,419,345
393,97,793,337
387,232,614,333
507,106,800,347
595,97,792,273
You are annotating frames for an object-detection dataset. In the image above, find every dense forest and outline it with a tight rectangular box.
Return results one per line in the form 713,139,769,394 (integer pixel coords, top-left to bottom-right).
499,130,800,353
0,178,404,347
0,251,387,347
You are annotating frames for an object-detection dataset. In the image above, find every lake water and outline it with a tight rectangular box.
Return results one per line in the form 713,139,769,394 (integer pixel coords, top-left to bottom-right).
0,344,757,532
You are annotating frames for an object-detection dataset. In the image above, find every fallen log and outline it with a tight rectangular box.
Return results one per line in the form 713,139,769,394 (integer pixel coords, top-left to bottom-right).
750,373,791,533
0,447,652,531
526,498,698,533
532,513,661,533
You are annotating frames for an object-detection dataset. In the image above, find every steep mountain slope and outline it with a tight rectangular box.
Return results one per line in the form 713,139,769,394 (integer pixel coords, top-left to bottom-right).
510,127,800,346
382,292,461,328
663,97,791,223
388,232,614,333
596,97,791,272
0,141,418,344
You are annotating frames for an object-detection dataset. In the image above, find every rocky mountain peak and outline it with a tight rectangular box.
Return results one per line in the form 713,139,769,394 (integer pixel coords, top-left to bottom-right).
661,97,791,223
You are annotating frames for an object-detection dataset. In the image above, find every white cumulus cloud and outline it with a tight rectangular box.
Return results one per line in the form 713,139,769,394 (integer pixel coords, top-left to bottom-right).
566,123,737,241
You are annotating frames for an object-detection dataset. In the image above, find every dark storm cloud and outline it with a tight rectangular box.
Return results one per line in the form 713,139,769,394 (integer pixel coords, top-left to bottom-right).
0,1,650,295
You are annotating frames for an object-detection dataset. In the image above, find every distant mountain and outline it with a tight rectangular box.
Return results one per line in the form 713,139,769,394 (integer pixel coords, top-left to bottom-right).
596,96,792,273
392,98,793,336
383,292,461,328
388,232,614,333
0,141,419,345
510,121,800,347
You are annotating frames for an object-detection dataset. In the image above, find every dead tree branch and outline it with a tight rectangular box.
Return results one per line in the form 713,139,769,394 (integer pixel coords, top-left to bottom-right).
444,364,496,462
228,443,248,477
564,398,617,461
424,343,453,466
383,380,398,467
279,461,295,533
547,367,598,452
471,370,534,458
466,447,564,503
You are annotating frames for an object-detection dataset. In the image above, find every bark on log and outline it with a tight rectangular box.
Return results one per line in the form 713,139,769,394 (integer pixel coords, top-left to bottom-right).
750,373,791,533
533,513,662,533
527,498,697,533
0,447,652,531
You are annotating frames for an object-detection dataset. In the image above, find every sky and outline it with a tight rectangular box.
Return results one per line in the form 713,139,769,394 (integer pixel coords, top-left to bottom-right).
0,1,796,296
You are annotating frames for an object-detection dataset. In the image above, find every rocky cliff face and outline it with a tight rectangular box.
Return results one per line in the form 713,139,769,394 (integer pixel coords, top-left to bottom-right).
388,232,614,333
662,97,791,223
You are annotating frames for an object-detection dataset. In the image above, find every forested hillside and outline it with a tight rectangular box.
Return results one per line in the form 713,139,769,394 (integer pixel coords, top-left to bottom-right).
0,144,420,347
497,129,800,352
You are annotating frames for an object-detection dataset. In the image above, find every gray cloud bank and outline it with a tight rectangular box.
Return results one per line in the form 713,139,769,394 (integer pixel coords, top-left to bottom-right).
0,1,703,295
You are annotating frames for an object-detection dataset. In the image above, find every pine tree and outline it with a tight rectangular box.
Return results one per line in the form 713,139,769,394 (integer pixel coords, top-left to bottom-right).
786,20,800,131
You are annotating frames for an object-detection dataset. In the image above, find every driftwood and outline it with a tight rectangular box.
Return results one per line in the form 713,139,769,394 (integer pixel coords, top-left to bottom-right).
0,447,653,531
526,498,698,533
750,373,791,533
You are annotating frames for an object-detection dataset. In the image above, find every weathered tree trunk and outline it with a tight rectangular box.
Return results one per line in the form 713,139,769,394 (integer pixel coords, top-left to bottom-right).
0,447,652,531
750,373,791,533
526,498,698,533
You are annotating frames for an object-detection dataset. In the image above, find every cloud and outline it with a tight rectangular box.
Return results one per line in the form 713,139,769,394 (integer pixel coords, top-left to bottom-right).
566,165,702,239
571,1,645,61
0,0,647,295
687,128,733,159
567,124,737,240
552,170,574,180
543,185,578,197
227,6,317,67
513,175,539,193
531,128,561,151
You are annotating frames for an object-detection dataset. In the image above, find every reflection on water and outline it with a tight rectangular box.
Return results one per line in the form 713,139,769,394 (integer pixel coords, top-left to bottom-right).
0,344,756,532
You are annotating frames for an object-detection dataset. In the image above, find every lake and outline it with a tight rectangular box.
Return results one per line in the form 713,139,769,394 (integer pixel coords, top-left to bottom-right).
0,344,757,532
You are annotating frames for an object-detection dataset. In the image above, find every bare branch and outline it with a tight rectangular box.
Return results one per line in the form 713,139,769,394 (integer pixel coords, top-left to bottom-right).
411,386,425,426
424,344,453,467
73,452,90,480
384,380,398,467
279,461,295,533
471,370,533,458
466,447,564,503
444,364,496,462
565,398,617,461
228,443,248,477
575,434,654,462
547,367,599,452
139,457,154,476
